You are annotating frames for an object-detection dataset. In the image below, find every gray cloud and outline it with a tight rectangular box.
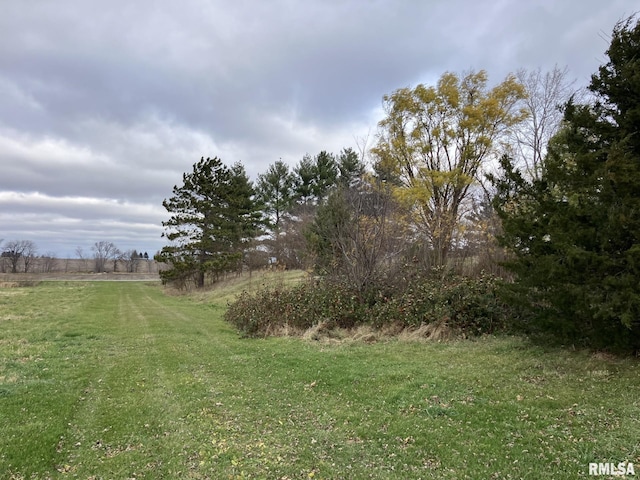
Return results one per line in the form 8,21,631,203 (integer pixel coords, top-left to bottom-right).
0,0,635,257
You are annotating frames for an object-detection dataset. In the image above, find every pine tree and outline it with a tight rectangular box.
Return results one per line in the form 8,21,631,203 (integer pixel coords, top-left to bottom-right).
492,16,640,351
255,160,295,228
157,157,262,288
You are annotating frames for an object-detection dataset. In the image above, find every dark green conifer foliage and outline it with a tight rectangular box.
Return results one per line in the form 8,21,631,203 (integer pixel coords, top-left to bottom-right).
337,147,365,186
157,157,262,288
293,151,339,205
255,160,295,228
491,16,640,351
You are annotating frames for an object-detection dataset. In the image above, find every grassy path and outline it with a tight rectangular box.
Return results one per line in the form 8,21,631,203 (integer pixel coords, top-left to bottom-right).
1,281,639,479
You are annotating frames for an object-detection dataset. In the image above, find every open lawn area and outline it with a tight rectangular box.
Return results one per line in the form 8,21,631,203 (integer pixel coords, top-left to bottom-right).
0,279,639,479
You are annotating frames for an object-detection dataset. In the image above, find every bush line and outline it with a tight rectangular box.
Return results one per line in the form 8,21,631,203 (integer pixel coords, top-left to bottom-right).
224,271,519,338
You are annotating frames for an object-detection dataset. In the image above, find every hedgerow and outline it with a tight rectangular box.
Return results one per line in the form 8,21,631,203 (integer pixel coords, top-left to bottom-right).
224,272,516,338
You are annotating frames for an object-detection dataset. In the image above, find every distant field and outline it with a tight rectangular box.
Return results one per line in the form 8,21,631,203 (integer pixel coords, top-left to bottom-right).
0,279,638,479
0,272,161,283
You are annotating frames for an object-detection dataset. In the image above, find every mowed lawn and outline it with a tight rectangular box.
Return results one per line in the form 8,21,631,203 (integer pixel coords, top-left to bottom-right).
0,281,639,479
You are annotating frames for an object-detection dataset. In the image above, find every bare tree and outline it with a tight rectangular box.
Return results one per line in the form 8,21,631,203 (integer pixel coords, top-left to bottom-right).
23,241,37,273
75,246,89,272
2,240,37,273
91,241,120,273
41,252,58,273
119,250,141,273
308,177,411,293
511,66,578,179
274,205,316,270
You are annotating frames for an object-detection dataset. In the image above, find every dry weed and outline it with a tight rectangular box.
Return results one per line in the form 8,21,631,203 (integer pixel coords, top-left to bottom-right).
398,320,457,342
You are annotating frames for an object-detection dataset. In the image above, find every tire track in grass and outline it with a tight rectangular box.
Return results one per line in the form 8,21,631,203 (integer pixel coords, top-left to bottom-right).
110,284,273,478
0,283,109,477
137,288,384,477
58,282,243,478
117,286,331,477
56,283,176,477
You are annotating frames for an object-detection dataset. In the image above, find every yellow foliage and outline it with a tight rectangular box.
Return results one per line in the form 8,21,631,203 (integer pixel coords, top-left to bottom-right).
373,69,527,263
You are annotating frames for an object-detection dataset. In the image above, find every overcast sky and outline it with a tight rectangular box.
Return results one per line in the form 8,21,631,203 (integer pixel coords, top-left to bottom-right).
0,0,635,258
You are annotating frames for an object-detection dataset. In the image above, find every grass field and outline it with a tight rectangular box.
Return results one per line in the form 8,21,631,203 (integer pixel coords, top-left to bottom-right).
0,276,638,479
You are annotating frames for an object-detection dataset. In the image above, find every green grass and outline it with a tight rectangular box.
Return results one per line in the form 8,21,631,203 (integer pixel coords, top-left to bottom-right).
0,279,639,479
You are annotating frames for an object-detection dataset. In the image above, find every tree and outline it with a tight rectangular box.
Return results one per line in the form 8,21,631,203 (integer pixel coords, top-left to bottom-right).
337,147,366,186
225,162,265,272
491,15,640,351
372,70,527,267
2,240,37,273
120,250,140,273
293,151,339,206
157,157,263,288
269,204,316,270
41,252,58,273
510,66,577,180
75,246,89,272
22,241,37,273
256,160,296,229
293,154,317,206
306,176,409,293
312,151,339,201
92,241,120,273
255,160,296,267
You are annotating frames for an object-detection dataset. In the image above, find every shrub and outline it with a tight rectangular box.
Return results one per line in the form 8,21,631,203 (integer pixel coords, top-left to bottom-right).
371,272,513,334
224,272,515,338
224,278,369,337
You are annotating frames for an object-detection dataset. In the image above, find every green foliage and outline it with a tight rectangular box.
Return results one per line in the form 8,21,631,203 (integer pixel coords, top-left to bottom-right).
371,271,515,333
305,174,410,293
336,147,365,186
292,154,316,205
224,279,366,336
255,160,296,228
293,151,339,205
157,157,263,288
225,271,514,338
157,253,198,289
304,188,353,274
491,16,640,352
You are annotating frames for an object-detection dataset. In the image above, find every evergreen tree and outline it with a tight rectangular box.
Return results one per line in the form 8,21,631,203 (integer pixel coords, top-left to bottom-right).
225,162,265,270
491,16,640,351
337,147,365,186
157,157,262,288
293,154,316,205
293,151,339,205
312,151,339,200
255,160,296,228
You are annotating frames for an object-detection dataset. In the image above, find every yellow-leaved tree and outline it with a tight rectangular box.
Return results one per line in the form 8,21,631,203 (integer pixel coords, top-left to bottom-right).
372,70,527,267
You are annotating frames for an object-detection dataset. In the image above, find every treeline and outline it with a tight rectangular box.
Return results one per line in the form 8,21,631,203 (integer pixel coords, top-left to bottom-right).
0,239,155,273
155,150,366,288
163,16,640,352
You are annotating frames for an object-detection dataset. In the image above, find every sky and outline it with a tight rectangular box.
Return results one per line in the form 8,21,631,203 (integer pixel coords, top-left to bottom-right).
0,0,636,258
